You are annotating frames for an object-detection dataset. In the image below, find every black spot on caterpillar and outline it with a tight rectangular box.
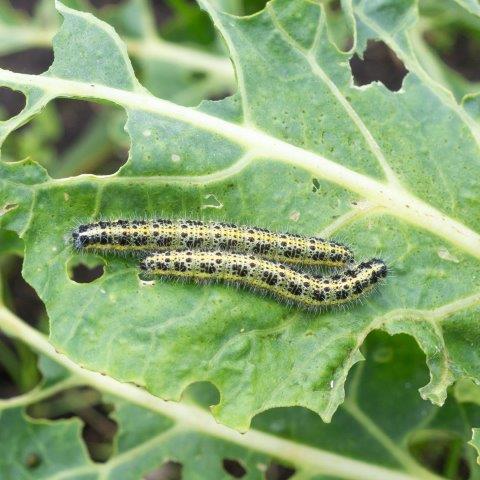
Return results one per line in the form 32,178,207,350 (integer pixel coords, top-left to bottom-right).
72,219,354,267
140,250,387,309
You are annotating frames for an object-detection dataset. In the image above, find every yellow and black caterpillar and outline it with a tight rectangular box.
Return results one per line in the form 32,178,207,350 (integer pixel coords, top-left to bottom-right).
140,250,388,309
72,218,387,308
72,218,353,267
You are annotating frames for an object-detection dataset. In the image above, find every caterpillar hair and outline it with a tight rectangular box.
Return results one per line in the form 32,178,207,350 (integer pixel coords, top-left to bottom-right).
72,218,354,267
139,250,387,309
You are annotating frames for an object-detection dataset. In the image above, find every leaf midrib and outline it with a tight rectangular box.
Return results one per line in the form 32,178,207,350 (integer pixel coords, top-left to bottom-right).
1,68,479,260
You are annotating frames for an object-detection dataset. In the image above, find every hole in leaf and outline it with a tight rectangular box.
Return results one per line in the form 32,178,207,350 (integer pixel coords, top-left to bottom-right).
1,203,18,215
24,452,42,470
328,0,341,12
408,433,470,480
53,98,98,155
0,48,54,75
0,87,26,120
372,343,394,363
3,255,47,327
150,1,174,30
223,459,247,478
424,29,480,82
181,381,220,409
190,70,207,81
145,460,183,480
208,90,234,101
7,0,37,17
89,0,123,7
52,99,129,177
2,97,129,177
68,258,105,284
0,253,43,397
153,1,215,46
350,40,408,91
27,386,118,463
241,0,269,15
324,0,353,52
265,462,295,480
0,230,23,261
0,338,27,399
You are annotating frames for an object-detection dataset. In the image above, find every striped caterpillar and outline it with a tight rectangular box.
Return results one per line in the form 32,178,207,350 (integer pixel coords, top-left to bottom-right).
72,218,353,267
140,250,388,309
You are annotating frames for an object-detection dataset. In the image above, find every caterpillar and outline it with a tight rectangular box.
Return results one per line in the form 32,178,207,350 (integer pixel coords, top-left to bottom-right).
72,218,354,267
140,250,387,309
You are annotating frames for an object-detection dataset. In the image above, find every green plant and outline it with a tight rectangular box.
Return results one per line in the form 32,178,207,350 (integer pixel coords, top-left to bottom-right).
1,1,480,479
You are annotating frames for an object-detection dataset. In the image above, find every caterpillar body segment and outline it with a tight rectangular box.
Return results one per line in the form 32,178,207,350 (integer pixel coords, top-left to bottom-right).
72,218,354,267
140,250,387,309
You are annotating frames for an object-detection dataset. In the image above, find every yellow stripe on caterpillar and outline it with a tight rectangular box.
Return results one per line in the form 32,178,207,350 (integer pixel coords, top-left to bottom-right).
140,250,387,309
72,219,354,267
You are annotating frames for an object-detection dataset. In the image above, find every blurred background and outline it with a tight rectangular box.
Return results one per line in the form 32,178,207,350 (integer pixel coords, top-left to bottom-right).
1,1,480,478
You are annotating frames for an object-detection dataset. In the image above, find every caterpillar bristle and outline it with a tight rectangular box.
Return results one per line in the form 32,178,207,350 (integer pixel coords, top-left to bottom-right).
72,218,354,267
140,250,387,310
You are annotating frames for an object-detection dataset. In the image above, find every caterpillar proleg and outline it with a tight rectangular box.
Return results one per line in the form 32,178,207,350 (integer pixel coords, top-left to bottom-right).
72,218,354,267
140,250,387,309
